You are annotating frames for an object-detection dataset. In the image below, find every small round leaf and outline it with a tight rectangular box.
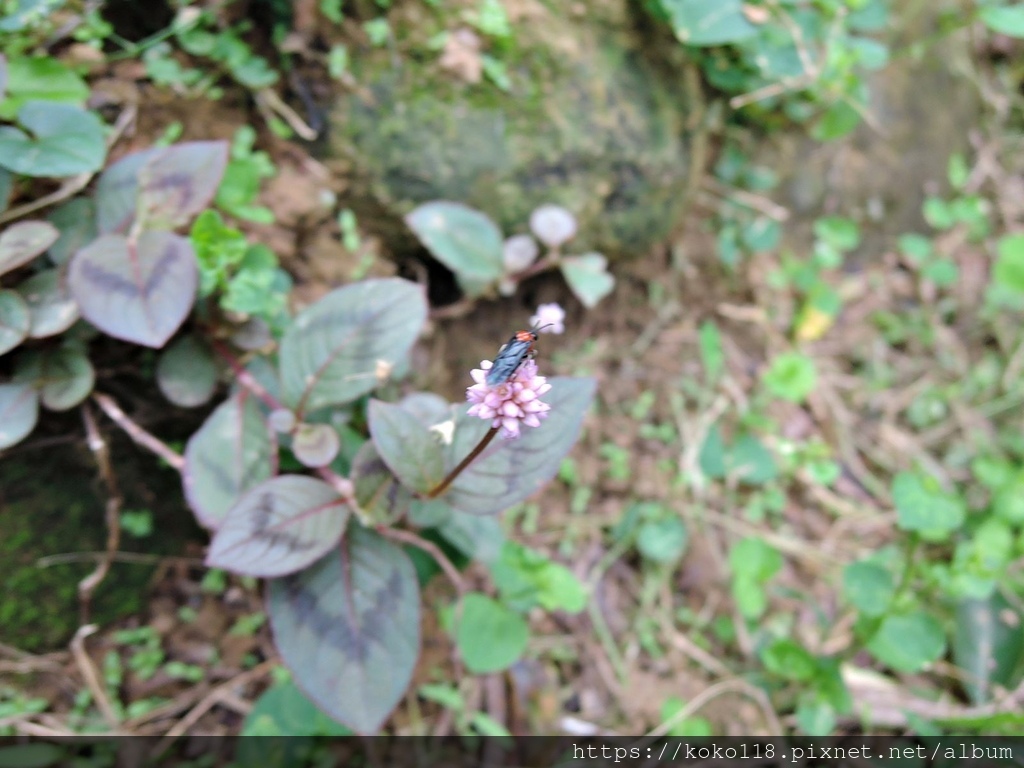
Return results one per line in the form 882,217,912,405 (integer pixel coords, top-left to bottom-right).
528,204,577,248
14,347,95,411
292,423,341,468
0,382,39,449
455,593,528,674
0,289,30,355
502,234,539,273
405,201,504,283
560,253,614,308
156,334,218,407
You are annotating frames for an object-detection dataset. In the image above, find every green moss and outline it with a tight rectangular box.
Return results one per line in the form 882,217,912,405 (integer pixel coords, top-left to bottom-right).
328,0,700,258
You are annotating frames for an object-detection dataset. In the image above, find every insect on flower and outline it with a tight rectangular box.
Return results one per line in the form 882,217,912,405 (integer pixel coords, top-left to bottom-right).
485,324,553,386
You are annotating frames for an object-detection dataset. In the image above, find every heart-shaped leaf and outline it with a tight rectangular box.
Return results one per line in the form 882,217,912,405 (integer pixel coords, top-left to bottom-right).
440,377,596,515
455,593,528,674
292,423,342,468
206,475,350,578
368,399,445,494
267,524,420,734
0,101,106,177
15,268,80,338
68,231,198,347
279,278,427,415
351,441,414,525
156,334,218,407
561,253,614,308
0,382,38,449
184,393,277,529
405,202,504,283
0,289,29,356
46,198,96,266
95,148,158,234
867,611,946,673
0,220,59,276
136,141,229,230
662,0,758,46
13,347,95,411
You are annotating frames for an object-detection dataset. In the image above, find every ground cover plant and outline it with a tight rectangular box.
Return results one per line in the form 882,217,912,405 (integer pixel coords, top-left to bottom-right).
1,0,1024,749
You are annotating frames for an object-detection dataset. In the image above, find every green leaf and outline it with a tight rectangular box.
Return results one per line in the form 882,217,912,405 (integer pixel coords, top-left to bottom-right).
993,234,1024,294
796,697,836,737
67,231,198,348
760,638,817,682
292,423,342,468
763,352,817,403
867,611,946,673
560,253,615,308
156,335,218,407
814,216,861,252
46,198,96,266
953,592,1024,704
0,289,29,356
490,541,587,614
699,425,778,484
994,470,1024,524
0,56,88,120
810,100,861,142
898,233,933,264
661,0,758,45
13,347,95,411
206,475,350,578
0,54,6,101
368,399,445,494
279,278,427,414
728,537,782,583
0,219,59,276
698,320,724,382
242,679,352,735
183,393,277,529
15,268,79,339
892,471,965,540
0,101,105,177
438,377,596,515
636,517,689,564
405,202,504,284
842,560,894,617
267,525,420,734
438,511,504,564
980,5,1024,37
455,593,528,674
0,382,38,449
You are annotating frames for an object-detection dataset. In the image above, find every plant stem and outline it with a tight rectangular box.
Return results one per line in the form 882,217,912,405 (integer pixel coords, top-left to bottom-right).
210,339,285,411
426,427,498,499
378,526,465,595
92,393,185,471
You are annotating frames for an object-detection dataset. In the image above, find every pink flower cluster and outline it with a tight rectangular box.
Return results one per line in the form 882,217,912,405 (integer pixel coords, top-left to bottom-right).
466,359,552,439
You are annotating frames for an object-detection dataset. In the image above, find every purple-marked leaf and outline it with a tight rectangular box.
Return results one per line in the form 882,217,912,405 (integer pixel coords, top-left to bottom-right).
279,278,427,414
13,347,94,411
68,231,198,347
442,377,596,515
0,102,105,177
0,382,38,449
206,475,350,578
529,204,577,248
94,148,158,234
15,268,79,338
561,253,614,308
0,220,59,276
351,441,413,526
0,54,7,100
136,141,229,230
46,198,96,266
398,392,451,427
0,290,29,356
267,524,420,734
407,497,452,528
156,334,218,407
184,393,277,529
439,512,504,564
368,399,445,494
292,423,341,468
954,593,1024,704
405,202,504,283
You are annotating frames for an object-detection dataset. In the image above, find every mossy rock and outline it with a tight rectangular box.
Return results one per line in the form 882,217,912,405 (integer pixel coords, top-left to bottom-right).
327,0,702,260
0,438,201,652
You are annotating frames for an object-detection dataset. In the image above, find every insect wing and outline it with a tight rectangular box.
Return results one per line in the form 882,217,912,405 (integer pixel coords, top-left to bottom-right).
485,335,532,385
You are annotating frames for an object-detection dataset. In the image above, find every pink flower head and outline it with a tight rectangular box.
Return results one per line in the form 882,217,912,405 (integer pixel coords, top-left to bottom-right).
529,303,565,335
466,359,552,439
